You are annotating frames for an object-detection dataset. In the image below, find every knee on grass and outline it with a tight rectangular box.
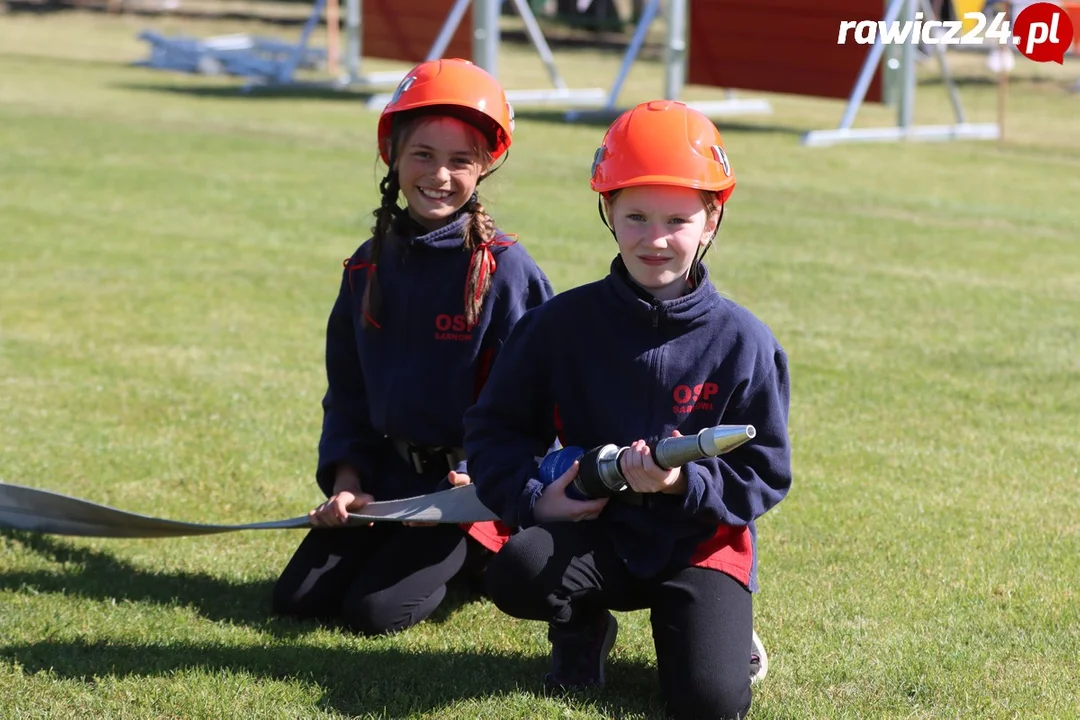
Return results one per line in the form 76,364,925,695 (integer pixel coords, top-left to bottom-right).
482,539,553,619
270,577,314,620
665,677,751,720
340,585,448,636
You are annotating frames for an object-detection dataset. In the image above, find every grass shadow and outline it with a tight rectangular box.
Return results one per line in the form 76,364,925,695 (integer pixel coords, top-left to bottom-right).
1,529,302,634
501,28,658,57
512,107,813,138
1,530,487,638
0,637,666,717
4,0,332,26
113,80,381,102
918,73,1076,89
698,119,817,139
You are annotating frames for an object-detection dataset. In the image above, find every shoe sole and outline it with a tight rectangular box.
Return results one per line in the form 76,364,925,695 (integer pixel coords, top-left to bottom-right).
596,613,619,687
750,629,769,685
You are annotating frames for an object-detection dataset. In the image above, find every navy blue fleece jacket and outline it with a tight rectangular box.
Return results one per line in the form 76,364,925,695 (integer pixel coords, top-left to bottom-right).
463,256,791,590
317,211,554,501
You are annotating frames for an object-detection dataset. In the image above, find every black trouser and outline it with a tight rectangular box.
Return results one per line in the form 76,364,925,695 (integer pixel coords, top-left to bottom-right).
485,521,754,720
272,523,486,635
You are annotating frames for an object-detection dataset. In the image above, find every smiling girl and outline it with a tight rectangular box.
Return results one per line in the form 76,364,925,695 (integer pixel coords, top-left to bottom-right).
271,59,554,636
463,100,792,719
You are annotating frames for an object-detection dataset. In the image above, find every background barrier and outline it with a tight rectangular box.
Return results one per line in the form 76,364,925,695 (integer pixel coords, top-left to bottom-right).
686,0,885,103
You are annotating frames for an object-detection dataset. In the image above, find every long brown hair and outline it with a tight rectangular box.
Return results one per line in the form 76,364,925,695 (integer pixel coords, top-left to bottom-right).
360,114,504,330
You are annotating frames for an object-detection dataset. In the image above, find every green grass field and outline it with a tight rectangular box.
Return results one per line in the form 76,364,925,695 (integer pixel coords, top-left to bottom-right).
1,7,1079,718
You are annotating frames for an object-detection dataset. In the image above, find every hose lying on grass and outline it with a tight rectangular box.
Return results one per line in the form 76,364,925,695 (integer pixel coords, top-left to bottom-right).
0,481,500,538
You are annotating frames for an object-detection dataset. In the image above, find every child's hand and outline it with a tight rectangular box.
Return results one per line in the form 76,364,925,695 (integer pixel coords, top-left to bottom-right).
309,490,375,527
619,431,686,494
446,470,471,487
534,460,609,523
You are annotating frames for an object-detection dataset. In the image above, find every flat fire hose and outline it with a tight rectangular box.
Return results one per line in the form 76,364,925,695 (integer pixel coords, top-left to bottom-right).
0,481,500,539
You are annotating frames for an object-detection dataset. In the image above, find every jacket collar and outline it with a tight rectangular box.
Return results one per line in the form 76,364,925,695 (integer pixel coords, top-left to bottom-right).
603,255,722,327
392,208,470,251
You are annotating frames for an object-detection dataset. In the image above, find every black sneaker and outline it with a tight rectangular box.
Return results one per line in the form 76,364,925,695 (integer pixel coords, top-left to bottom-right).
544,611,619,690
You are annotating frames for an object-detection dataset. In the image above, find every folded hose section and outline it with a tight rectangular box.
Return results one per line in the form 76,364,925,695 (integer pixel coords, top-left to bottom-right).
0,482,500,538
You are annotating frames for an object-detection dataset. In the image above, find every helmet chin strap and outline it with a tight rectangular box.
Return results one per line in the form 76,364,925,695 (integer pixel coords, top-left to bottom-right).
597,193,616,240
690,202,725,284
469,148,507,204
484,149,509,180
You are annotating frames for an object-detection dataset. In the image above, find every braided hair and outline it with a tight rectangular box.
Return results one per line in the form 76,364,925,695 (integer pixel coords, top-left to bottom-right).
461,192,500,328
360,168,401,330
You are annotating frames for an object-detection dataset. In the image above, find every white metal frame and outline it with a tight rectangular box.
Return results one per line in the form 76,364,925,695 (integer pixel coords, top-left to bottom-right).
801,0,1000,146
348,0,608,109
564,0,772,122
336,0,464,90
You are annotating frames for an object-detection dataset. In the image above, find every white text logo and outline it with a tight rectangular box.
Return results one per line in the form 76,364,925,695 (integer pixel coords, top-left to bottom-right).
837,3,1075,64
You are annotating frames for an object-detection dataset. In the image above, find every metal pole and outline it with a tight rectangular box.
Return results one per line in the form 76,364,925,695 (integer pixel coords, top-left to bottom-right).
473,0,500,77
664,0,688,101
275,0,328,84
326,0,340,75
837,0,906,130
428,0,472,61
898,0,917,132
345,0,360,82
510,0,567,91
920,0,965,123
597,0,660,111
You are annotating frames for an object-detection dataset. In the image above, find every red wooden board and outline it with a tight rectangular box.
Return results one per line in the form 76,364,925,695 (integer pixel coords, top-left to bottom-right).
687,0,887,102
362,0,472,63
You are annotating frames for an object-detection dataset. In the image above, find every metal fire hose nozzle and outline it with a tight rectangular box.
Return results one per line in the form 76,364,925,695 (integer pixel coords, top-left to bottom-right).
571,424,757,500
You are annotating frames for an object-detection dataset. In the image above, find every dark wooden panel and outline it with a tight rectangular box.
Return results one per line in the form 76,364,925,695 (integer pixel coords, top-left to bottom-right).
362,0,472,63
687,0,885,102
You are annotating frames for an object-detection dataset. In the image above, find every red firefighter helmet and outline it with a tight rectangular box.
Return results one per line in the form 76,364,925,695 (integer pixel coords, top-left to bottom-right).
590,100,735,203
377,58,515,164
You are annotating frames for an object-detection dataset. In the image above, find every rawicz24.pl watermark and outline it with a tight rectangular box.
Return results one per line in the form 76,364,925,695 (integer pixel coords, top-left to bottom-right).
838,1,1076,64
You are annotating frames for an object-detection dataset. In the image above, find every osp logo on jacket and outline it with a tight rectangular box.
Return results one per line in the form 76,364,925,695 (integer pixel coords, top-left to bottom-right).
672,382,719,415
434,313,473,342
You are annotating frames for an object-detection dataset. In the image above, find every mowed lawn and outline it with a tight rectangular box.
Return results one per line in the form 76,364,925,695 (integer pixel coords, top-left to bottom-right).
1,8,1079,719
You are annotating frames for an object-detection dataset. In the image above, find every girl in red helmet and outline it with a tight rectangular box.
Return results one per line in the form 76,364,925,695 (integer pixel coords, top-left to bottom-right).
464,100,791,719
272,59,554,636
